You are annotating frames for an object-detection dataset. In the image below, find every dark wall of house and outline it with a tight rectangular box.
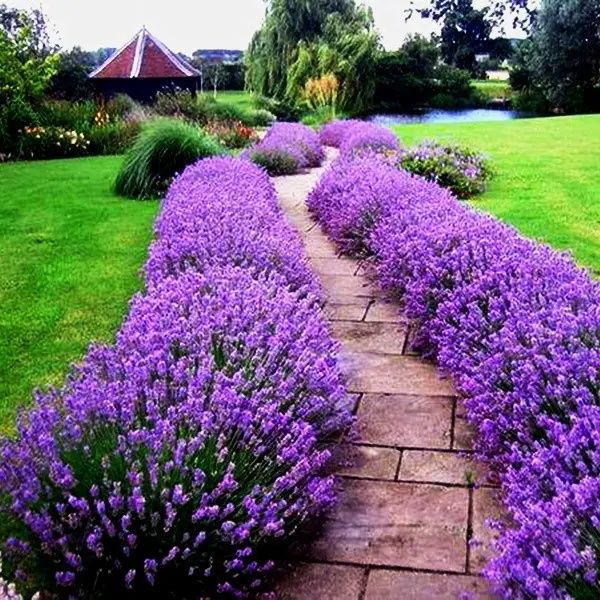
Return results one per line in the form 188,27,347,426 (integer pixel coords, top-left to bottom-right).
91,77,199,102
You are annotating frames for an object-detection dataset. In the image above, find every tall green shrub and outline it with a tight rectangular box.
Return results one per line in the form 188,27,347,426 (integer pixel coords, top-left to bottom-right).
114,119,226,199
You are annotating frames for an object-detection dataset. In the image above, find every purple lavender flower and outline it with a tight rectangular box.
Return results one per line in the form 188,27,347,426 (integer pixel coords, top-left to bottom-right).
308,151,600,599
0,156,351,598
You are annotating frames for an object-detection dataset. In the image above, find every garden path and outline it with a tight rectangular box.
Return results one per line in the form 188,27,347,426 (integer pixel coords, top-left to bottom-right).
272,149,501,599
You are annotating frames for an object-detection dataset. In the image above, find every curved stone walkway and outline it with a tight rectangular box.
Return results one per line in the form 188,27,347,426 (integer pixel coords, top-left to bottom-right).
272,150,502,599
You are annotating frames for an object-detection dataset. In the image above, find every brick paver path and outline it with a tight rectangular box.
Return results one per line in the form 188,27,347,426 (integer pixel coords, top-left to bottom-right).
272,150,502,599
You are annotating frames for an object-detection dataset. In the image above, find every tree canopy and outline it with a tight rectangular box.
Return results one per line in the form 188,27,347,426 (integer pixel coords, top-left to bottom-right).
245,0,379,114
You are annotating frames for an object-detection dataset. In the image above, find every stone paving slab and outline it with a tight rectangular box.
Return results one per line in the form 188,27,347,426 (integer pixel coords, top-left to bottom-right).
331,321,408,355
301,479,469,572
309,257,359,276
364,570,495,600
358,394,453,449
470,488,504,574
364,300,404,323
335,444,401,480
400,450,488,486
274,562,365,599
345,351,456,397
324,299,370,322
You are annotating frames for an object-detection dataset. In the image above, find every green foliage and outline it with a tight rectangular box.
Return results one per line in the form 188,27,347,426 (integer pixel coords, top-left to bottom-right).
527,0,600,112
0,156,158,432
46,46,96,100
16,125,90,160
439,0,491,75
86,120,142,155
248,148,299,175
246,0,379,115
374,36,440,109
397,141,493,198
114,119,226,199
431,63,484,108
0,10,58,153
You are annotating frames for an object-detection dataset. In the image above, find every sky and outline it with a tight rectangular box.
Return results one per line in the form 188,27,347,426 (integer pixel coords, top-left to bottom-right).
8,0,523,54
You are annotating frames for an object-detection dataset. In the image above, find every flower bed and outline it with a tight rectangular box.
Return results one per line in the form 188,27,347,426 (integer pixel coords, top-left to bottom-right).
246,122,324,175
397,141,492,199
308,151,600,599
0,157,350,598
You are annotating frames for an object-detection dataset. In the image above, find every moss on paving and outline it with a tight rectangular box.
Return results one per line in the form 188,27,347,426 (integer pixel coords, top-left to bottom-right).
0,155,158,433
394,114,600,275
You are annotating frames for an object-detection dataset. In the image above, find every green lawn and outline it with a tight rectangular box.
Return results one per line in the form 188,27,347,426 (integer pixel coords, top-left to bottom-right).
393,114,600,275
212,90,257,111
0,156,158,432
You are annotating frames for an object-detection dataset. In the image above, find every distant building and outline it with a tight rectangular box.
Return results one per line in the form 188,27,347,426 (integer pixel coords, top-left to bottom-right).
193,49,244,64
89,27,200,101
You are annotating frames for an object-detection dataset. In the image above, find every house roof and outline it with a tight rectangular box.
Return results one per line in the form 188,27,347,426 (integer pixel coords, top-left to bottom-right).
89,27,199,79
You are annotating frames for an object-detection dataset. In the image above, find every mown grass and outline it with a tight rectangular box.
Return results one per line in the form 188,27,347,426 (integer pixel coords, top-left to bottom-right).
0,156,158,432
393,114,600,275
212,90,257,112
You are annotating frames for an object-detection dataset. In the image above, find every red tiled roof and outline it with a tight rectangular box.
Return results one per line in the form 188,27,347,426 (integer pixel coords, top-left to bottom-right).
90,28,199,79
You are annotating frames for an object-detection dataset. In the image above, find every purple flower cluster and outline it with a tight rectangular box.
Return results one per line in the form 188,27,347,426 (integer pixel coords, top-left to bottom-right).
308,152,600,599
318,119,364,147
247,122,324,175
0,157,350,598
396,140,492,199
320,120,399,157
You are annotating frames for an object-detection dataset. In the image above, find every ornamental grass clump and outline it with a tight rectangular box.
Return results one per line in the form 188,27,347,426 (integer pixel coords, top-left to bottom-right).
308,152,600,599
397,141,492,199
0,158,351,598
114,119,226,199
246,122,324,175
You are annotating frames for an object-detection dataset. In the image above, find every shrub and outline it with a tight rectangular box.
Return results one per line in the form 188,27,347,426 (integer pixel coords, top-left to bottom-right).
114,119,225,199
245,122,324,175
204,120,258,150
318,119,363,147
86,121,142,155
338,122,400,157
247,109,275,127
0,157,351,598
16,125,90,160
146,157,318,295
397,141,492,199
308,152,600,599
247,148,299,176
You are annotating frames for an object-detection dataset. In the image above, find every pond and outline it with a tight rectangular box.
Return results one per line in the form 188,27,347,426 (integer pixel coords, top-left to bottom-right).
367,108,534,126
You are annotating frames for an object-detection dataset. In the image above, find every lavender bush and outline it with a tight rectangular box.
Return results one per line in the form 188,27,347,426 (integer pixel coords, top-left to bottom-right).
318,119,363,147
397,141,492,199
335,122,400,157
308,152,600,599
0,158,350,598
246,122,324,175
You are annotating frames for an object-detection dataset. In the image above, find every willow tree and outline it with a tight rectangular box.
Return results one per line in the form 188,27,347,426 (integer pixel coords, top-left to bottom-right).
246,0,379,114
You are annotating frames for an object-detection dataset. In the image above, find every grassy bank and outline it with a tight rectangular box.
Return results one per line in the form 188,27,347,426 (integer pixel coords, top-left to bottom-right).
393,114,600,275
0,156,158,432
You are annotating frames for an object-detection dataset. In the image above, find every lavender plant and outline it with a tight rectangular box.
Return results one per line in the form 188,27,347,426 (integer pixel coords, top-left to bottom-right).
397,141,493,199
308,152,600,599
318,119,364,148
0,158,350,598
336,122,400,157
246,122,324,175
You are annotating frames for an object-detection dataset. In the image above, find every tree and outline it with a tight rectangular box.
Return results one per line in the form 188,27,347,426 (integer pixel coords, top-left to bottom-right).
205,62,223,98
47,46,97,99
437,0,492,74
409,0,537,33
374,35,440,108
527,0,600,111
246,0,379,114
0,3,55,58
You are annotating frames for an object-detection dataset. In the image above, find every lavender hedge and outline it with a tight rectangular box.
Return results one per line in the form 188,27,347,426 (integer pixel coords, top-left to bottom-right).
308,152,600,599
246,122,324,175
0,157,350,598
